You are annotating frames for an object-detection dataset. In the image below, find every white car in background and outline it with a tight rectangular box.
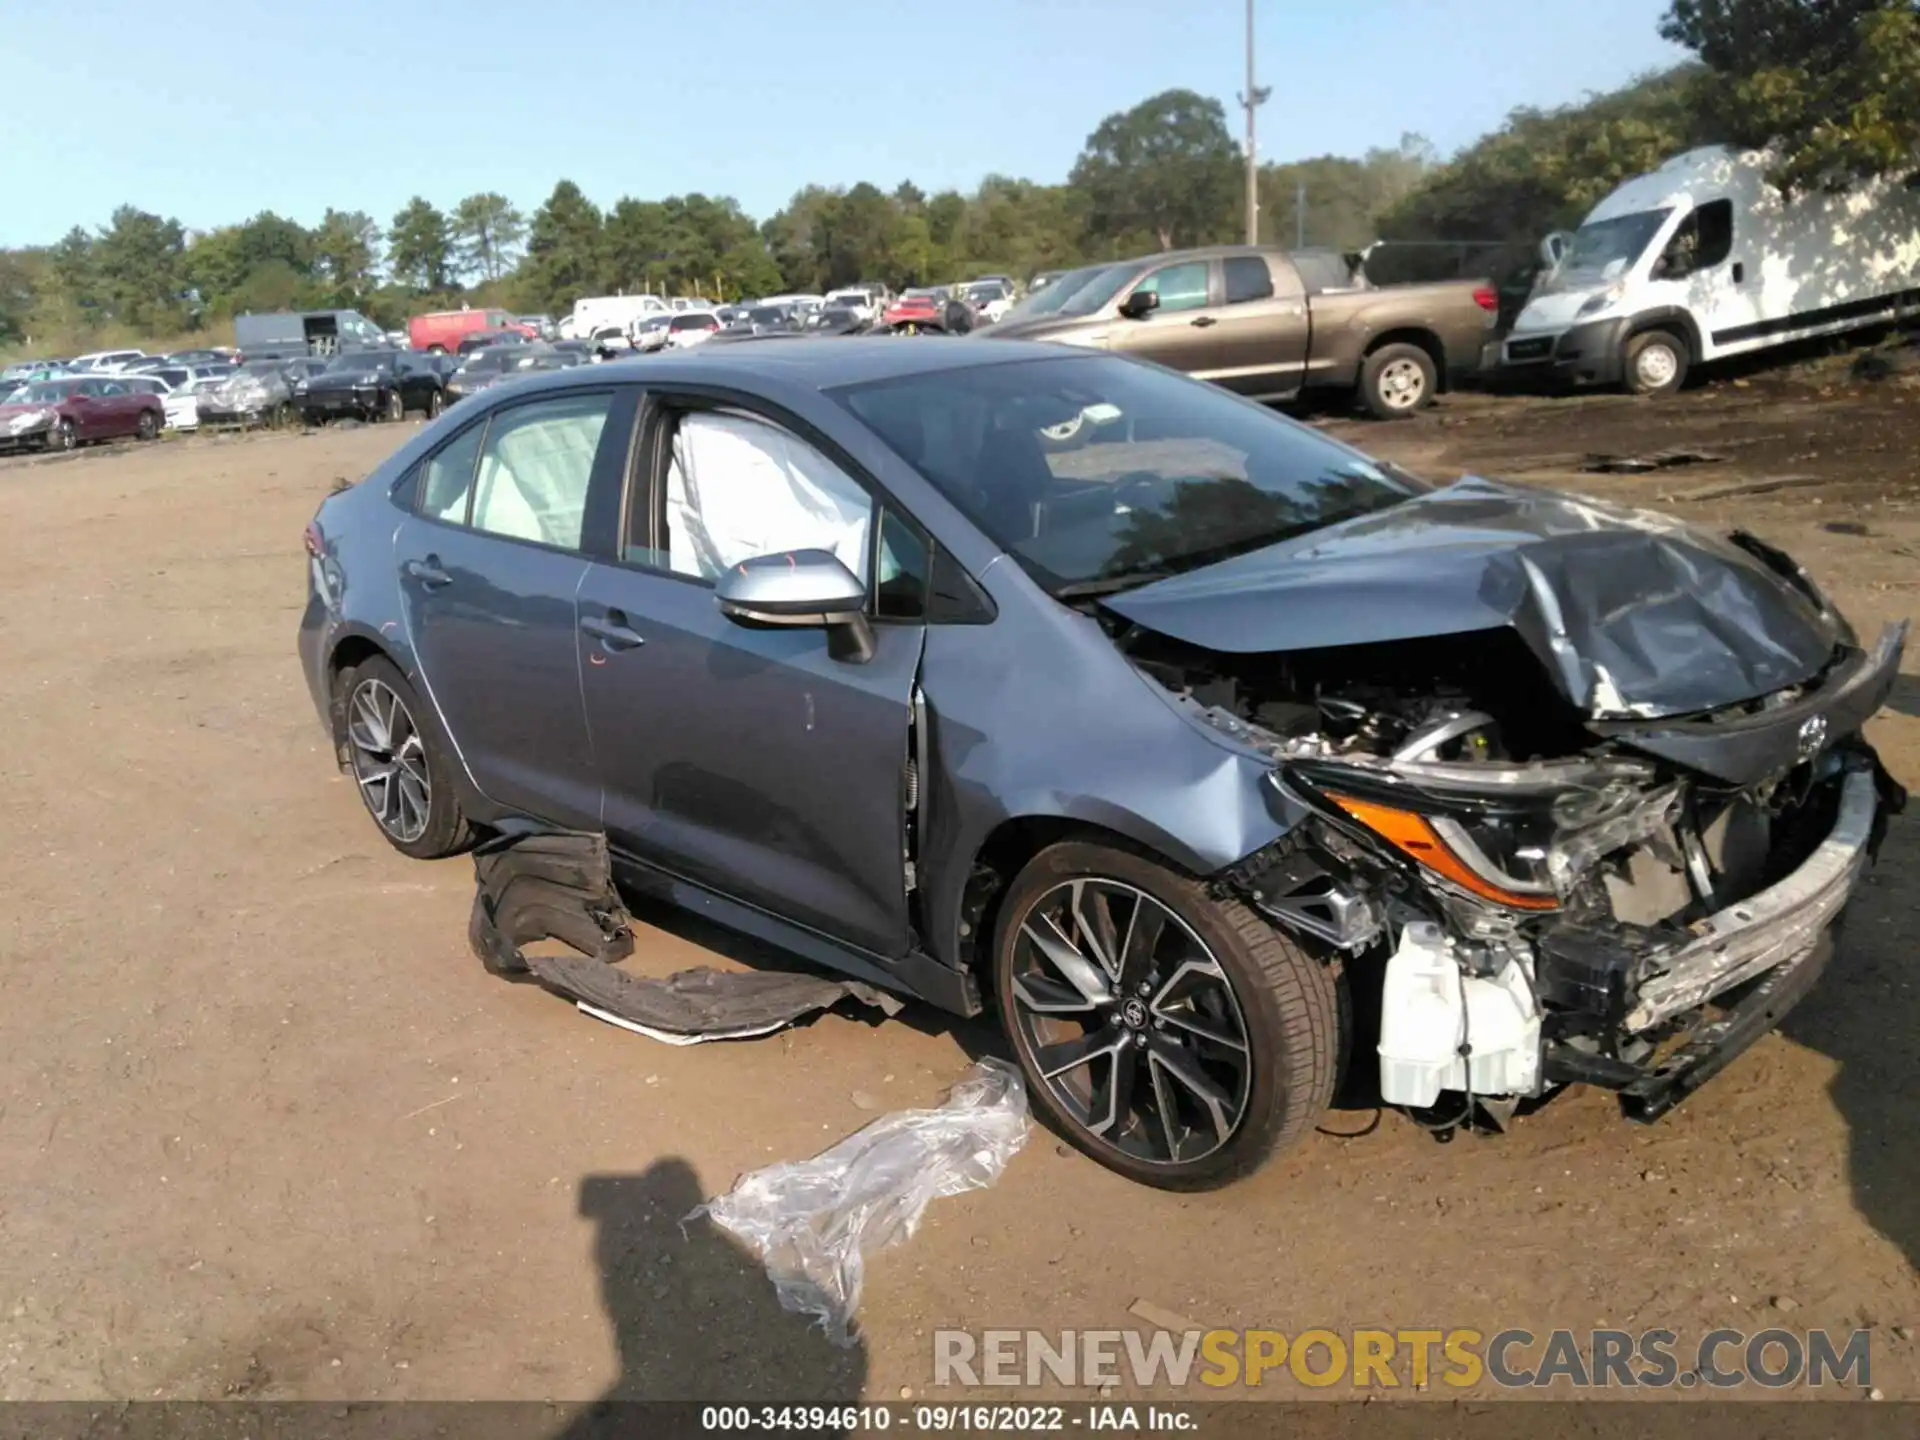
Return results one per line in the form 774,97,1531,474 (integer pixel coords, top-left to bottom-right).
630,313,676,353
68,349,147,373
824,288,877,322
665,311,722,348
964,280,1014,322
164,374,229,431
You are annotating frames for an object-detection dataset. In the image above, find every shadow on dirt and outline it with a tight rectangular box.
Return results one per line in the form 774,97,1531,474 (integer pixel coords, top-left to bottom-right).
1779,811,1920,1275
555,1158,867,1437
1887,671,1920,719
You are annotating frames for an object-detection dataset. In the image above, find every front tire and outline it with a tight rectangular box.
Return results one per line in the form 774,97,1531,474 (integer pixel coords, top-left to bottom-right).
47,418,76,452
384,389,405,423
992,841,1343,1190
336,655,474,860
1623,328,1688,395
1358,342,1437,419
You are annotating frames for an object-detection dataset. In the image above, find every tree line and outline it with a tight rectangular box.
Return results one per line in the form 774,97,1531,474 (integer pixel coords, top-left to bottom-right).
4,0,1915,349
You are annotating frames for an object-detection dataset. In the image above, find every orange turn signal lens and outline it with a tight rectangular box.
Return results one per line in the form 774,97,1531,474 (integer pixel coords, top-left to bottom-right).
1325,793,1560,911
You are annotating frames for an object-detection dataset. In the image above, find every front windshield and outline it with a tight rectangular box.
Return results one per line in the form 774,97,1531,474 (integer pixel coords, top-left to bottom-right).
325,352,390,372
838,354,1422,595
999,265,1115,324
748,307,790,326
1050,263,1140,318
1557,208,1673,280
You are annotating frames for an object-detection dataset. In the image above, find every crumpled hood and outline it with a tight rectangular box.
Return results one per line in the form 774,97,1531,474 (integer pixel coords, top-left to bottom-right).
1102,477,1843,720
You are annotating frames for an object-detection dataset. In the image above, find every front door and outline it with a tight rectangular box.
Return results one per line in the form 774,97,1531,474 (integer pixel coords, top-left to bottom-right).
578,404,924,957
396,390,624,826
1107,258,1224,373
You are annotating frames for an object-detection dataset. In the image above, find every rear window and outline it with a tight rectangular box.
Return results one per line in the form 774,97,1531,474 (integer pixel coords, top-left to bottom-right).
670,314,716,331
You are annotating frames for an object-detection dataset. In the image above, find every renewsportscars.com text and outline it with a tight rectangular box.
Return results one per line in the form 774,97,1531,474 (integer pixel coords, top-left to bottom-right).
932,1326,1873,1391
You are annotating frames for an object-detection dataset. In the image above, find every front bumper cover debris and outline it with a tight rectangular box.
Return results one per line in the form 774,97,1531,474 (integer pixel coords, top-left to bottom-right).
469,829,901,1040
1626,764,1879,1031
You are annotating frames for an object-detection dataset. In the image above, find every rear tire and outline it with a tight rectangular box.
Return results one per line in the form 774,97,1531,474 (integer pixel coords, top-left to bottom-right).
992,840,1344,1190
1358,342,1437,420
335,654,475,860
426,388,445,419
1623,329,1688,396
136,409,159,441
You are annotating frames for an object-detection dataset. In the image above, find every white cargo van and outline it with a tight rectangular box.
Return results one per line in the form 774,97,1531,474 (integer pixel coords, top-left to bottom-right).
559,294,669,340
1502,145,1920,394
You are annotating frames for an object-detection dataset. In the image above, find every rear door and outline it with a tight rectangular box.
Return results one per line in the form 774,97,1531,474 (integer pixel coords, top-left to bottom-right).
91,379,140,436
1106,257,1223,373
574,396,926,957
1188,254,1311,398
395,386,636,825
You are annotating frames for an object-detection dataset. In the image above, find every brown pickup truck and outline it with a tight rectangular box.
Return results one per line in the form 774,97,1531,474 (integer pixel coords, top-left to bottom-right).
982,244,1499,419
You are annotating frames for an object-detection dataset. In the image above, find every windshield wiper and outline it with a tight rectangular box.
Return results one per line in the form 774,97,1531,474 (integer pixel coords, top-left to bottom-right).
1054,570,1174,599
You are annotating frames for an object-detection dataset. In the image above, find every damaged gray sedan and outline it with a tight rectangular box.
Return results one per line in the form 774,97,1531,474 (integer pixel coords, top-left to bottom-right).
298,340,1906,1190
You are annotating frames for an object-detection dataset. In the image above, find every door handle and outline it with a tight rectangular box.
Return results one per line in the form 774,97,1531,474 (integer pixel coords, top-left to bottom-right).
1189,316,1218,328
581,611,646,650
404,556,452,588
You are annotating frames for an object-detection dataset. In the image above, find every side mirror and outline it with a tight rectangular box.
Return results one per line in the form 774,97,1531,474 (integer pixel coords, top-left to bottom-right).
1539,231,1570,270
714,548,874,663
1118,289,1161,321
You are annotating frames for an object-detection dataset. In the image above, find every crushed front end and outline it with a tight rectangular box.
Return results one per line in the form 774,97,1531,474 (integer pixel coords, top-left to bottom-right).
1132,615,1907,1127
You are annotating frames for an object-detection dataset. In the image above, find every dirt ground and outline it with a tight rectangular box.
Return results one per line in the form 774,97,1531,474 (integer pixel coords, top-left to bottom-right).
0,361,1915,1405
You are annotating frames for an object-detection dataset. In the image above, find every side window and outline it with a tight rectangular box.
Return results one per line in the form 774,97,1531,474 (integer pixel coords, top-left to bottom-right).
418,419,489,524
1693,199,1733,269
658,410,873,584
469,392,613,549
1134,260,1210,313
873,508,930,620
99,380,126,397
1223,256,1275,305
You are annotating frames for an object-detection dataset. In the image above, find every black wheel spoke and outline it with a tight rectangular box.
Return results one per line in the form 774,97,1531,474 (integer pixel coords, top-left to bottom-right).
1071,880,1122,980
1116,898,1166,993
1147,1035,1237,1148
1034,1029,1126,1082
1089,1038,1141,1138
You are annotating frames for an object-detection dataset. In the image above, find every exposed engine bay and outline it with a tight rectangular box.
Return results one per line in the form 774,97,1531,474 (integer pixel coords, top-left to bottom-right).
1116,616,1908,1126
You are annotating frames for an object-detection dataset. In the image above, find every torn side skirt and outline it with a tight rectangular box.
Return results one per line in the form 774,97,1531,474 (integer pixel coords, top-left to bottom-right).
468,828,903,1038
469,830,636,974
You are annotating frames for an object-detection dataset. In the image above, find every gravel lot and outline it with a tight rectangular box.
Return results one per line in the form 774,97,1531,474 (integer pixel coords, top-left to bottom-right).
0,368,1915,1403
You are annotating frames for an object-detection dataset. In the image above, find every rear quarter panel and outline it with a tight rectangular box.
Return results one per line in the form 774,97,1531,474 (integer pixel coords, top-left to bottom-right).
1307,282,1493,388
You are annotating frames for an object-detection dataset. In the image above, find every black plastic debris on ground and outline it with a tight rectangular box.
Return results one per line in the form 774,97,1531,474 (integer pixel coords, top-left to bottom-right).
1580,450,1725,474
468,828,900,1041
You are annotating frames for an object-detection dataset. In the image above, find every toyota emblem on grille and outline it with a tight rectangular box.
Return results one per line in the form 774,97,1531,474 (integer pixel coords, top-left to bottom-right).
1796,713,1829,759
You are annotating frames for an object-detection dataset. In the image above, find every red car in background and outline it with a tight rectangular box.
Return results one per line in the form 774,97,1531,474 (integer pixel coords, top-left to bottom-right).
882,287,974,334
406,309,536,354
0,375,165,452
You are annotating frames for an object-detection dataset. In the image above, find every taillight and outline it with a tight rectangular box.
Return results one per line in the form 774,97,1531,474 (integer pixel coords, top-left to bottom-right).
1471,285,1498,312
303,521,323,557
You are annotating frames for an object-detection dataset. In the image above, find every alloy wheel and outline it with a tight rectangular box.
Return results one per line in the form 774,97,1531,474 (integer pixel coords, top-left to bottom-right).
1006,878,1252,1166
346,677,431,843
386,391,405,422
1377,357,1427,410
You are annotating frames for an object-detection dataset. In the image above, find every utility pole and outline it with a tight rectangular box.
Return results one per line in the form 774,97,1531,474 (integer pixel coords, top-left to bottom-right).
1237,0,1271,245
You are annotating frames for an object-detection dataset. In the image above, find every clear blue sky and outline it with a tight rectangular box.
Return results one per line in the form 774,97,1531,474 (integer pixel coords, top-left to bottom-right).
0,0,1686,247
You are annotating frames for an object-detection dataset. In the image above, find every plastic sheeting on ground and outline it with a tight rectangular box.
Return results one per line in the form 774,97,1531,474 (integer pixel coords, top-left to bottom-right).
690,1058,1031,1345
